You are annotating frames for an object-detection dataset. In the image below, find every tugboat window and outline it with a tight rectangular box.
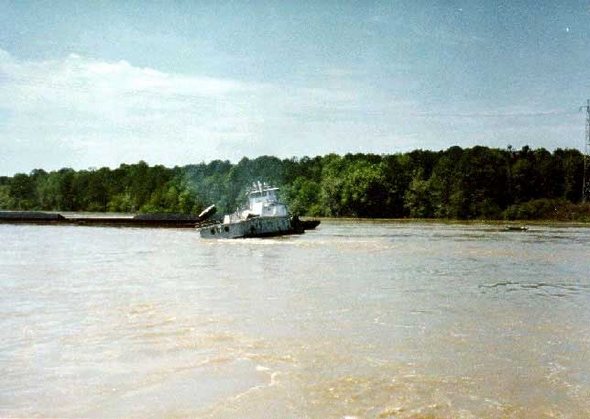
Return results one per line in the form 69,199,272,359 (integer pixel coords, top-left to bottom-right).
224,226,229,232
210,228,215,234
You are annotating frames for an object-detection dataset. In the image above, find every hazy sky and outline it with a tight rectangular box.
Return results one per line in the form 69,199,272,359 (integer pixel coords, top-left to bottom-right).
1,1,589,175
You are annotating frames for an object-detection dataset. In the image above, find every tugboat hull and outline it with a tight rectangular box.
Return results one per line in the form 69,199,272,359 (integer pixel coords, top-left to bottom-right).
199,216,301,239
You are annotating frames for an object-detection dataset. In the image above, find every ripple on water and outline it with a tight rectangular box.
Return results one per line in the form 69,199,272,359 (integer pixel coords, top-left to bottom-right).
2,222,590,417
479,281,590,299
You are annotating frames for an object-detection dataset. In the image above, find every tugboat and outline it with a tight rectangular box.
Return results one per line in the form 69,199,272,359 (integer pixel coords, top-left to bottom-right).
199,181,310,239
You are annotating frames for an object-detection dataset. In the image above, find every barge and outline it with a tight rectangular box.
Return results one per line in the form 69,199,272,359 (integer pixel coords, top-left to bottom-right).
0,211,211,228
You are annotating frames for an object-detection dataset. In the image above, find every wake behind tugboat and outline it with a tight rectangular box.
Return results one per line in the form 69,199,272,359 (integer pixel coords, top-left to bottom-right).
198,181,319,239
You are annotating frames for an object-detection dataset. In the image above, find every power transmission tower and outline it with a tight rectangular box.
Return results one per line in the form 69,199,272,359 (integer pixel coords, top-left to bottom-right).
582,99,590,202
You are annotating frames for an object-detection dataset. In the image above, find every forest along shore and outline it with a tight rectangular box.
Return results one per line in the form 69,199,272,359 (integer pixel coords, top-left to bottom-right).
1,146,589,222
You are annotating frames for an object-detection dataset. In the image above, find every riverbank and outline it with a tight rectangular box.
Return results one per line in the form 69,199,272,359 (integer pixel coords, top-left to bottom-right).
2,209,588,229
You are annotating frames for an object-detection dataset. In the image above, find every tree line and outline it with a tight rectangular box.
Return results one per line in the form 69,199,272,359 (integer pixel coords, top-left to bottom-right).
1,146,589,221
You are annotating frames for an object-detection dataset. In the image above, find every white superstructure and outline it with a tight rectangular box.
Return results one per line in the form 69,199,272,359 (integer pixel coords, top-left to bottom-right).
223,182,288,223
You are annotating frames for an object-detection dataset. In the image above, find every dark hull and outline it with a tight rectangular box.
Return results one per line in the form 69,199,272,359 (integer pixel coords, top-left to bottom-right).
291,216,321,231
299,220,321,230
199,216,302,239
0,211,202,228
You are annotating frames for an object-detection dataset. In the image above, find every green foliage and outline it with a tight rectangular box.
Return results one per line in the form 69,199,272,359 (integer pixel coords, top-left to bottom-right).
504,198,558,220
0,185,12,209
340,160,388,217
504,199,590,221
9,173,37,209
284,178,321,216
1,146,587,221
404,171,433,218
107,193,134,212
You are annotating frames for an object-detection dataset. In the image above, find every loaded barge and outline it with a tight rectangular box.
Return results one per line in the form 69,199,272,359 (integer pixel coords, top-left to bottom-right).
0,209,216,229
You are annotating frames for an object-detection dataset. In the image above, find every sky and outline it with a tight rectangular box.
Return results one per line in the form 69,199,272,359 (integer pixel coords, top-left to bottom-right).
0,0,589,175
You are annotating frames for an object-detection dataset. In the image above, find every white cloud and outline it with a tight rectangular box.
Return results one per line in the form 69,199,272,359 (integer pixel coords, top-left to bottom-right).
0,52,252,121
1,49,408,174
2,49,576,176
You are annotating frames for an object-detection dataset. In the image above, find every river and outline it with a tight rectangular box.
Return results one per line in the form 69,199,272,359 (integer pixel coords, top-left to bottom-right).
1,221,589,418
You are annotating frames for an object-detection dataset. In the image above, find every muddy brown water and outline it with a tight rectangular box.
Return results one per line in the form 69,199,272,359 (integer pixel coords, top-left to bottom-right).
1,221,589,417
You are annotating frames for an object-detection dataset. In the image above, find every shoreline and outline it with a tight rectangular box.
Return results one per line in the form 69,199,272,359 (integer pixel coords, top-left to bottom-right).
2,211,588,228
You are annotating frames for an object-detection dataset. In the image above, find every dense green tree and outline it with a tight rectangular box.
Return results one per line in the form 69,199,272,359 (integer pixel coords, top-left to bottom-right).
284,177,321,216
318,154,347,216
380,154,413,217
0,184,11,209
554,148,584,202
429,148,463,218
451,146,508,219
9,173,37,209
1,146,587,220
340,160,388,217
404,170,434,218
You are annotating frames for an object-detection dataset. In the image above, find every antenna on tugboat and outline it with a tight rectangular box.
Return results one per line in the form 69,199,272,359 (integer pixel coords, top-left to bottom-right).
581,99,590,203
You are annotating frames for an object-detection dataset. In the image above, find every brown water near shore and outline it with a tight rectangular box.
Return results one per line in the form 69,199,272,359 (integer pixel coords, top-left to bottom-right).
1,221,589,417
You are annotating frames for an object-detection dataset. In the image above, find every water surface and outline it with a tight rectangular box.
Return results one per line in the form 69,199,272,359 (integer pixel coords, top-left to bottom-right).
1,221,589,417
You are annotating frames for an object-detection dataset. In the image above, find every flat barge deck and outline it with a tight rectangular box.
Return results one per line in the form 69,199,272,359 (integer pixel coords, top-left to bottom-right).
0,211,208,228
